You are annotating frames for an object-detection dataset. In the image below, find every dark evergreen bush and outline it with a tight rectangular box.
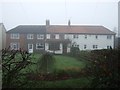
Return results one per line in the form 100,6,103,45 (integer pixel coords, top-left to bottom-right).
85,49,120,88
70,47,80,57
37,53,55,74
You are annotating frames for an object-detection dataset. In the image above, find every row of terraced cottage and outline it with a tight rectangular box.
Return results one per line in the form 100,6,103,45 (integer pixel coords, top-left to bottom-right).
6,20,116,54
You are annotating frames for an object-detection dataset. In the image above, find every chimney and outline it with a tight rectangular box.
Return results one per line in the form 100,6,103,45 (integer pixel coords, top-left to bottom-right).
46,19,50,26
68,20,71,26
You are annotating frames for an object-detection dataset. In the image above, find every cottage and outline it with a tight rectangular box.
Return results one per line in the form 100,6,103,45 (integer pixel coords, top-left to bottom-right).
6,20,115,54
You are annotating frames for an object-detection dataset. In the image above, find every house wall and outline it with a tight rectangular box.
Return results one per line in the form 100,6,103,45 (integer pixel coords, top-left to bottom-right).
0,24,6,50
0,25,2,50
6,26,115,54
6,33,46,53
45,33,69,54
65,34,114,50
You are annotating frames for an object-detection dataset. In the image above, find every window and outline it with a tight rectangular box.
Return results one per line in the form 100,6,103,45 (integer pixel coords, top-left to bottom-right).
77,45,79,48
64,34,67,39
37,34,44,39
93,45,98,49
27,34,33,39
107,46,112,49
11,33,19,39
64,34,70,39
84,45,87,49
46,34,50,39
85,35,87,39
55,34,59,39
10,43,19,50
36,43,44,49
107,35,112,39
28,44,33,49
73,34,78,38
73,44,79,48
95,35,98,39
49,43,60,50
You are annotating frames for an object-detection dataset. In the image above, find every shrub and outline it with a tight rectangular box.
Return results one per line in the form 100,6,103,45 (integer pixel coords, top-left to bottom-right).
69,47,80,57
85,49,120,88
2,48,34,88
37,53,56,74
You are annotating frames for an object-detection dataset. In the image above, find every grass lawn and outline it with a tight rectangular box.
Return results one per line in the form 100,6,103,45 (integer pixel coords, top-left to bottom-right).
21,54,87,74
54,55,86,71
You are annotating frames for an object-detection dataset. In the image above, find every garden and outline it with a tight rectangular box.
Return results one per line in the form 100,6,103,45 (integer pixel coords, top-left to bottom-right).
1,47,120,88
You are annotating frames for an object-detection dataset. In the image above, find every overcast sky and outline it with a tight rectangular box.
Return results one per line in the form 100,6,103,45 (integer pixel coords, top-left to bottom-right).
0,0,119,34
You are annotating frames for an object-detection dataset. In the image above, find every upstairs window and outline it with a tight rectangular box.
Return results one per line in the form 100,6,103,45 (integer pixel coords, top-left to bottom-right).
46,34,50,39
11,33,19,39
36,43,44,49
85,35,87,39
27,34,33,39
37,34,44,39
64,34,70,39
95,35,98,39
27,34,34,39
55,34,59,39
73,34,78,39
107,35,112,39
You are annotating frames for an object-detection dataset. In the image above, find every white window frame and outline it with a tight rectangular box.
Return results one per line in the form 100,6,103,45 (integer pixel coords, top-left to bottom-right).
27,34,34,39
36,43,44,49
55,34,59,39
10,43,19,50
37,34,44,39
11,33,19,39
46,34,50,39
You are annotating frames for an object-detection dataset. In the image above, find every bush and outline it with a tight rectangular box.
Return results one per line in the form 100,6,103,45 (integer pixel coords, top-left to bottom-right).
37,53,56,74
2,48,34,88
69,47,80,57
85,49,120,88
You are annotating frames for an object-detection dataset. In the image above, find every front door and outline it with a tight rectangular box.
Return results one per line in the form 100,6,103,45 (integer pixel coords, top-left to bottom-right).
28,44,33,53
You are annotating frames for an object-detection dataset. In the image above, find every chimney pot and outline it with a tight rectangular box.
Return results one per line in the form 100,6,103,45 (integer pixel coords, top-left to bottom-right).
68,20,71,26
46,19,50,26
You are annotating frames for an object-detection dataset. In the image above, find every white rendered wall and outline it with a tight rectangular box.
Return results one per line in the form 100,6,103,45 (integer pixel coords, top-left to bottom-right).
65,34,114,50
0,24,2,50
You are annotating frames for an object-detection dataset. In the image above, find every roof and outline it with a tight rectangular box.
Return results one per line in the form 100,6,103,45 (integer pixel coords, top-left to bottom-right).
7,25,115,35
7,25,46,34
47,25,115,35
